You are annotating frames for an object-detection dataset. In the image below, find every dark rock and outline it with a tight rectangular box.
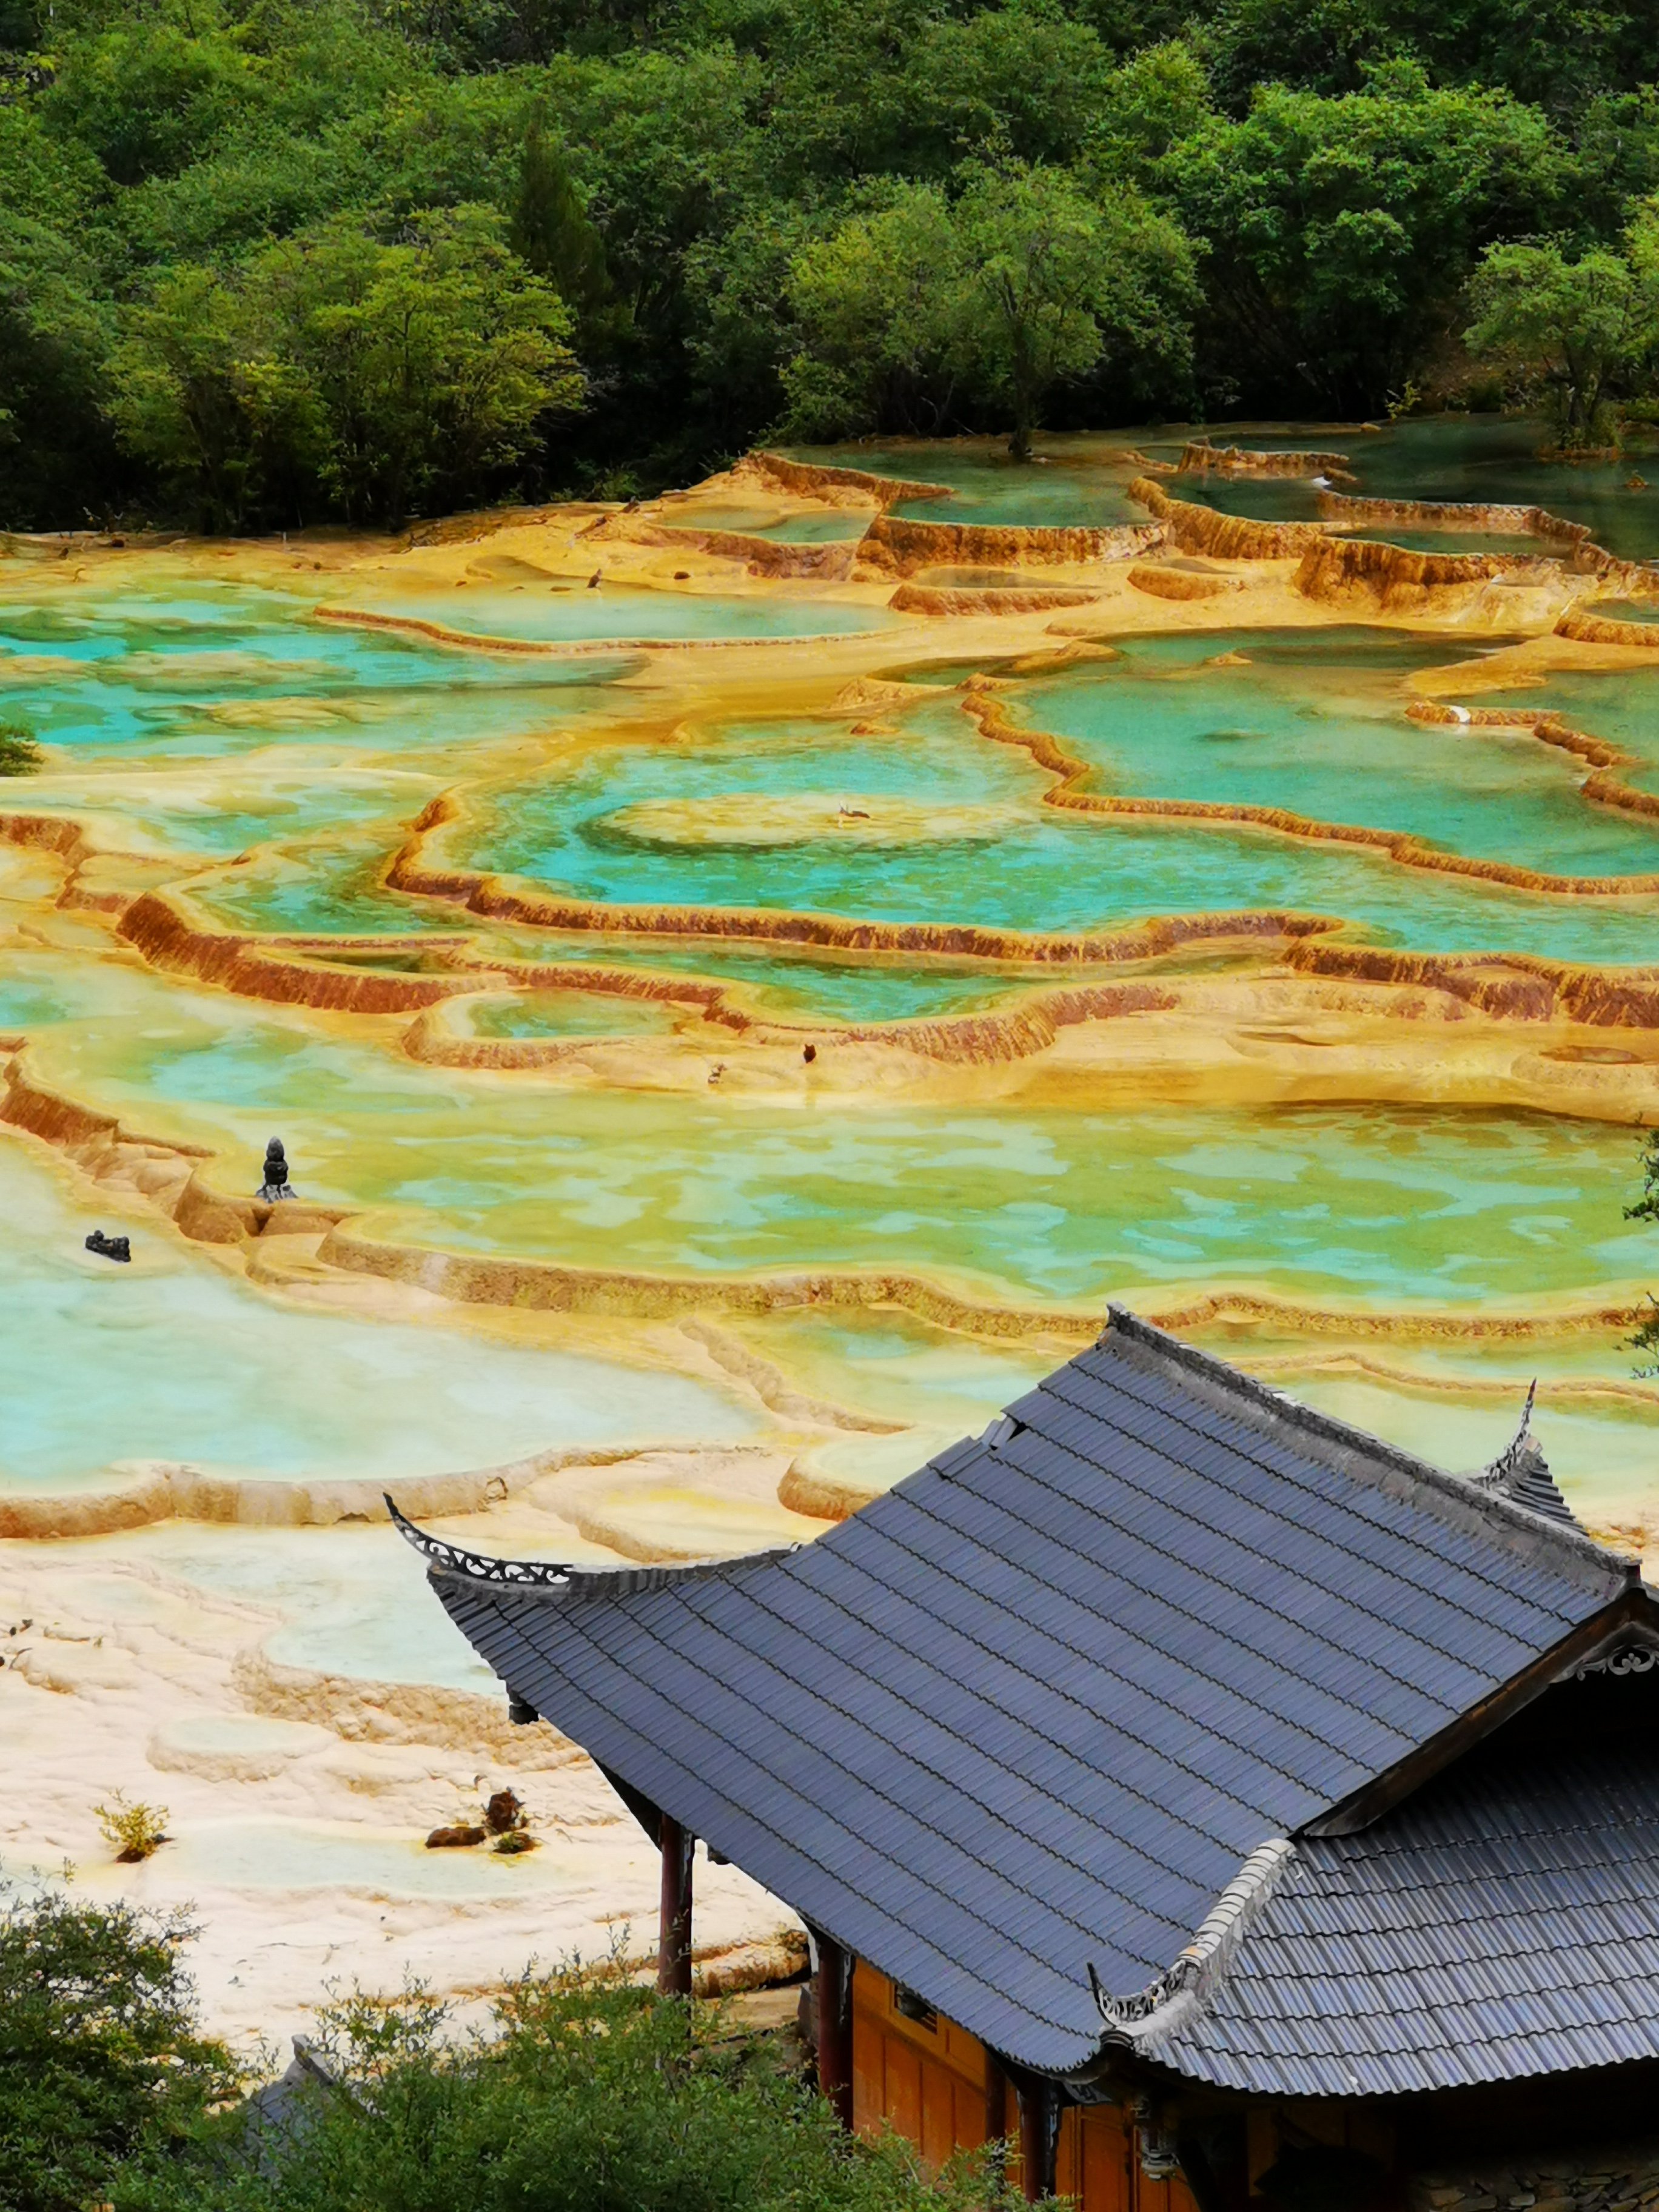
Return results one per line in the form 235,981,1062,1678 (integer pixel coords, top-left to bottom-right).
258,1136,295,1202
85,1230,131,1262
424,1825,485,1849
484,1788,524,1834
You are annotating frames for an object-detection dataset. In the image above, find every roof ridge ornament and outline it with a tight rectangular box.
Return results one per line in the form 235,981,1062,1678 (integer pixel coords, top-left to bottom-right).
1472,1382,1578,1528
1088,1836,1295,2047
1104,1307,1623,1570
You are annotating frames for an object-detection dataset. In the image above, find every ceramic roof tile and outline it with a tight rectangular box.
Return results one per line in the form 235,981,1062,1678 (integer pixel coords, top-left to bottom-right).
400,1307,1632,2076
1150,1741,1659,2093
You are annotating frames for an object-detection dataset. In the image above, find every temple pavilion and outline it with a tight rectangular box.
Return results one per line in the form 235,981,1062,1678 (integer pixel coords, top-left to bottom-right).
391,1307,1659,2211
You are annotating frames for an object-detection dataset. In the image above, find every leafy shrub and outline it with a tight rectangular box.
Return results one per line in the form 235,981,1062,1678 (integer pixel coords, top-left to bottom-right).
93,1791,170,1862
0,720,43,776
118,1959,995,2212
0,1887,238,2212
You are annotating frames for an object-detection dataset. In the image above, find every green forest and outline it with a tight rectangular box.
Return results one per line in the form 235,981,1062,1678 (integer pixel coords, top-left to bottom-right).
5,0,1659,529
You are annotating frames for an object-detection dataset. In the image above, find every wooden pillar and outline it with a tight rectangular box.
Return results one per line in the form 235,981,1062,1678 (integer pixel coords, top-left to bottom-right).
812,1930,853,2128
984,2049,1010,2195
657,1816,694,1999
1015,2071,1060,2203
984,2048,1009,2143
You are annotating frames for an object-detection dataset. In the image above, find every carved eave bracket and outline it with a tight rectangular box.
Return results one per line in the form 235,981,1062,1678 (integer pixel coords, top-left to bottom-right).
1560,1609,1659,1683
385,1495,578,1588
1087,1837,1295,2053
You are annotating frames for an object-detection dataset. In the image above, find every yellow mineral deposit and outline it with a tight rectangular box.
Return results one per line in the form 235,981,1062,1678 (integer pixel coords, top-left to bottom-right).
1,423,1657,2052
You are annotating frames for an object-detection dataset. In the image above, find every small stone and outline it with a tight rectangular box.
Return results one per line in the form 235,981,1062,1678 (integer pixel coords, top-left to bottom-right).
424,1824,485,1849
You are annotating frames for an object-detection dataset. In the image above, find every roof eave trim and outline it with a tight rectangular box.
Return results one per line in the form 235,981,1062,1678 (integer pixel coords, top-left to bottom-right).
1103,1307,1637,1591
383,1495,799,1600
1304,1583,1659,1837
1088,1837,1296,2059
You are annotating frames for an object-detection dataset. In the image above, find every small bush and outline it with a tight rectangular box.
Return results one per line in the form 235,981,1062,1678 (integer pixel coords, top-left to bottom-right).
95,1791,170,1862
0,721,43,776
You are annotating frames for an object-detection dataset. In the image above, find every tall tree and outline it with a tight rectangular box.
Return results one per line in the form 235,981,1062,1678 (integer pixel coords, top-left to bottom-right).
948,159,1195,458
785,161,1195,457
1464,218,1659,450
509,110,614,326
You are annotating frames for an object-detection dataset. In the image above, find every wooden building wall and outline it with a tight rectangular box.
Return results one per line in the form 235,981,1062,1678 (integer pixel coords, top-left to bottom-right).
852,1960,1201,2212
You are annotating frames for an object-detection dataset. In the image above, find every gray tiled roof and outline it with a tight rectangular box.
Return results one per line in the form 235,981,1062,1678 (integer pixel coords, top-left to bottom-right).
1147,1738,1659,2095
401,1308,1635,2077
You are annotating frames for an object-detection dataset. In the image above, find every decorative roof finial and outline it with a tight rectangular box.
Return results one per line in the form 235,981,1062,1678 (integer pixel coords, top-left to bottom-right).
1476,1382,1575,1527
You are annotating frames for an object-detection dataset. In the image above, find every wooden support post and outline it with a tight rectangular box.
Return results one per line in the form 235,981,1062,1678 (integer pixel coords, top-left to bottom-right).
984,2048,1010,2196
657,1816,694,1999
1015,2071,1059,2204
812,1930,853,2128
984,2047,1009,2142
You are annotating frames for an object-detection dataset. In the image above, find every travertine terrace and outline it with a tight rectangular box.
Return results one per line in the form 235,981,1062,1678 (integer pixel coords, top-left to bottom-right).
1,418,1657,2046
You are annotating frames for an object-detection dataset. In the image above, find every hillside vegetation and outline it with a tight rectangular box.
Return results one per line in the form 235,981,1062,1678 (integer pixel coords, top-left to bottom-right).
0,1887,984,2212
4,0,1659,528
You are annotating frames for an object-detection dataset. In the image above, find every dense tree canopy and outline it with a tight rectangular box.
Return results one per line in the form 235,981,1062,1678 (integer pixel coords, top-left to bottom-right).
786,163,1195,453
5,0,1659,524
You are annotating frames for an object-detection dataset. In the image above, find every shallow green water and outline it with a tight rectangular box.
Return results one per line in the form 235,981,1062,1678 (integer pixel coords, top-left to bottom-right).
1033,631,1659,877
192,846,481,934
0,1132,751,1494
345,1098,1651,1309
470,939,1036,1022
1490,666,1659,790
0,578,635,765
1333,528,1555,557
796,417,1659,555
335,581,900,640
791,437,1145,526
1167,415,1659,562
42,978,1647,1307
654,505,867,543
467,989,682,1039
455,642,1659,960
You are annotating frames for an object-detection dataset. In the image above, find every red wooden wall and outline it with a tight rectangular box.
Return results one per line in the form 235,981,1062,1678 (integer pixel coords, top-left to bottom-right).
852,1959,1202,2212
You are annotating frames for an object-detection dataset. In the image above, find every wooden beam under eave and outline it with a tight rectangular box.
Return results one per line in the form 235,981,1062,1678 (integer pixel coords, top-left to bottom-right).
1307,1587,1652,1836
811,1930,853,2128
657,1815,694,1999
